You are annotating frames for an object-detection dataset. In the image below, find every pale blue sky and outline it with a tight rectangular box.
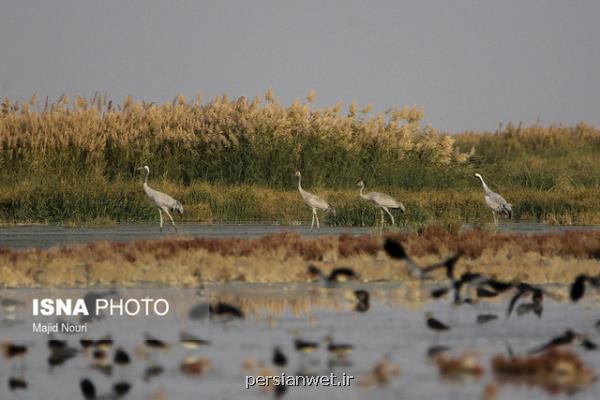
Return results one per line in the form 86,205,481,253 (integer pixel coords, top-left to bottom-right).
1,1,598,131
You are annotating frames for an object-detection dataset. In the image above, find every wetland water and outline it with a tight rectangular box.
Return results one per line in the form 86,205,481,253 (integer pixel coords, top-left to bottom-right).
1,222,600,250
1,225,600,399
0,284,599,399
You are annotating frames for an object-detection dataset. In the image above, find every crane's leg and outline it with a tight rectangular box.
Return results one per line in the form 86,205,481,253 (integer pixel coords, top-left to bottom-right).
383,207,395,226
158,209,164,232
311,210,315,230
164,208,178,233
492,211,498,227
315,210,320,230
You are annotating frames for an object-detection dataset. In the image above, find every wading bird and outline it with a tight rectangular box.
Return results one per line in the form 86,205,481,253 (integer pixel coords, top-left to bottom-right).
353,290,370,313
8,377,27,391
357,181,405,227
80,378,96,400
425,312,451,332
294,171,335,230
570,274,600,302
307,265,358,283
529,329,597,354
507,283,544,318
384,238,462,280
137,165,183,232
272,347,287,367
474,173,512,226
294,338,319,353
476,313,499,324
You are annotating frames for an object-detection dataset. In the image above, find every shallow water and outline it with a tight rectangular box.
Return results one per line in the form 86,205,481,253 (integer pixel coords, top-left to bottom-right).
1,283,599,400
1,222,600,250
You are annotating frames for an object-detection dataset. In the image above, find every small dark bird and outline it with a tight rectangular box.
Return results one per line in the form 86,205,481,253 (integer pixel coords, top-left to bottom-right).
2,343,27,359
94,337,114,350
425,312,450,331
273,347,287,367
114,348,130,365
483,279,514,293
431,287,451,299
451,272,483,304
93,349,107,361
48,342,78,366
80,378,96,400
516,302,543,317
294,338,319,353
427,345,451,358
422,252,463,280
144,335,169,350
571,275,587,302
0,297,25,309
326,339,354,356
274,382,287,398
113,381,131,397
328,267,358,282
210,302,244,319
569,274,600,302
353,290,370,312
528,329,597,354
476,287,499,298
81,290,118,322
180,332,211,349
507,283,544,318
307,265,323,280
188,302,210,320
581,338,598,350
476,313,499,324
8,377,27,391
47,339,67,351
307,265,358,283
383,238,426,279
143,365,164,382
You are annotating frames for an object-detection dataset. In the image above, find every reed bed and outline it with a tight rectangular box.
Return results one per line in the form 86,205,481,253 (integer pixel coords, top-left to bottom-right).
2,230,600,287
1,92,599,225
1,178,600,226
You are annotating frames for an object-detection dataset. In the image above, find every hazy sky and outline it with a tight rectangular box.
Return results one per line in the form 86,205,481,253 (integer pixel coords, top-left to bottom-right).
1,1,599,131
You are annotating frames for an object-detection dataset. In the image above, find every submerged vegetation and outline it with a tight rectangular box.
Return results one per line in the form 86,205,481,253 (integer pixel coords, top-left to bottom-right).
0,91,599,225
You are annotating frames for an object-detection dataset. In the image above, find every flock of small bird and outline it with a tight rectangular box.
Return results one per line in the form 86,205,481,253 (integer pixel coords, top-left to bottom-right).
2,236,599,398
382,237,600,360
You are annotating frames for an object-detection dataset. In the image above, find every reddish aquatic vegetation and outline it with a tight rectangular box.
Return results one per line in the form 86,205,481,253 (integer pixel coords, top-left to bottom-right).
434,352,485,378
2,229,600,286
492,348,595,394
338,234,380,257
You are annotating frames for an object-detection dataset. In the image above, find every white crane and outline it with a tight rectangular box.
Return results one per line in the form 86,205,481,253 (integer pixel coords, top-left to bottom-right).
294,171,335,230
474,173,512,226
137,166,183,232
357,181,405,227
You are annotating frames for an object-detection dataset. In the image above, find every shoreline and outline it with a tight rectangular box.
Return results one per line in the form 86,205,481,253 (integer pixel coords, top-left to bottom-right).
1,230,599,288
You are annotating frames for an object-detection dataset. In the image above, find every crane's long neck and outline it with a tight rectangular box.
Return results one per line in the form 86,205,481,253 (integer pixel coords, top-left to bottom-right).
143,170,149,186
359,186,368,200
477,176,490,192
297,176,304,192
297,176,309,198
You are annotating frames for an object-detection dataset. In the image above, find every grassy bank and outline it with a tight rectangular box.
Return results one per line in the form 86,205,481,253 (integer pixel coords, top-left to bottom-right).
0,92,599,225
2,177,600,227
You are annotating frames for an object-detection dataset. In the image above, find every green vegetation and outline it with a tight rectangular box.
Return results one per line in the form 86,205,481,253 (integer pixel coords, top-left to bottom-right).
0,92,599,226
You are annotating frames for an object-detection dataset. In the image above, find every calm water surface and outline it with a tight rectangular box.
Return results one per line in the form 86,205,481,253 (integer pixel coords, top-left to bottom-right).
1,222,599,250
0,283,599,400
